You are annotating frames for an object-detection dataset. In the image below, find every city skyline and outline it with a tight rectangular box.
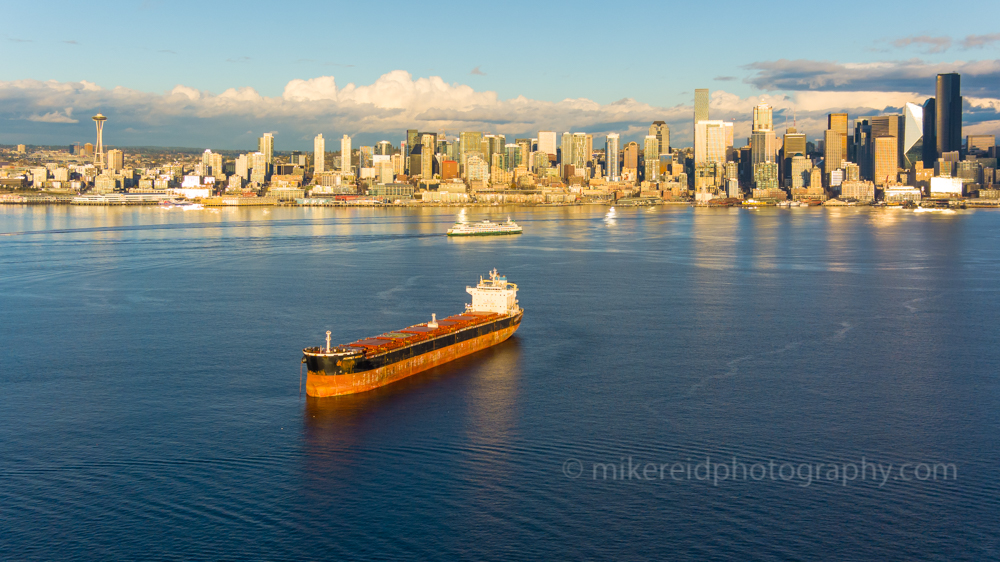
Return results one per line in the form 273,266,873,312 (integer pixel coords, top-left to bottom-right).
2,1,999,150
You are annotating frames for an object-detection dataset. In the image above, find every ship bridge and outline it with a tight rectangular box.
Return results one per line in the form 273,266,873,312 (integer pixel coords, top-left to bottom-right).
466,268,519,315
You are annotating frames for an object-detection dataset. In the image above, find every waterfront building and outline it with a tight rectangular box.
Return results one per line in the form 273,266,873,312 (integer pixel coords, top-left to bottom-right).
841,180,875,201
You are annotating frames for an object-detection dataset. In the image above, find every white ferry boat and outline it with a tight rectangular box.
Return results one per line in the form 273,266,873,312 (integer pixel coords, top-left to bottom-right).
447,217,522,237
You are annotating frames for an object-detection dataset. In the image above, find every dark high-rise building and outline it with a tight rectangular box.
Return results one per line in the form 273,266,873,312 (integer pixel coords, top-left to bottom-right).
853,119,873,180
935,73,961,156
922,98,936,167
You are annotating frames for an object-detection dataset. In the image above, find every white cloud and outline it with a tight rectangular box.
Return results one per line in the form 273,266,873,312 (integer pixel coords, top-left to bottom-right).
24,107,78,123
1,71,998,148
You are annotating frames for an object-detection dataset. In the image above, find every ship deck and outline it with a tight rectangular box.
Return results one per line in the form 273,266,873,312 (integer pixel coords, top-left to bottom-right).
304,311,504,358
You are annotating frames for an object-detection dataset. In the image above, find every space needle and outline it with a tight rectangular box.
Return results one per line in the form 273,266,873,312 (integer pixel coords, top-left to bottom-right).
92,113,107,167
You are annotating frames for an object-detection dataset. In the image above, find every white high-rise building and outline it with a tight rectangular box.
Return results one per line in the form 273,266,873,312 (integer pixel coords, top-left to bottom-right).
643,136,659,182
341,135,352,174
259,133,274,165
752,103,773,132
605,133,620,181
538,131,557,156
314,134,325,173
694,121,732,164
235,154,249,179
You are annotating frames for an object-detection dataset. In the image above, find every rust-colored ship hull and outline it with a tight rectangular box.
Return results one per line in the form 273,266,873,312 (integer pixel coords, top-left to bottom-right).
306,321,520,397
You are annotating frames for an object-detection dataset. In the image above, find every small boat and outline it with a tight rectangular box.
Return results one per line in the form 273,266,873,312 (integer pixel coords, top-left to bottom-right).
160,198,203,210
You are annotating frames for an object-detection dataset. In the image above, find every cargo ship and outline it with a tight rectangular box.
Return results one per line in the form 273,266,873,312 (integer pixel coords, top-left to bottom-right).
447,217,522,236
302,269,523,397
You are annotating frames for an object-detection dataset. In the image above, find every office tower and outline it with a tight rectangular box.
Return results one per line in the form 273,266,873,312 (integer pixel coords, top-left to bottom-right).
921,98,937,166
406,129,418,162
694,89,709,124
824,129,844,186
753,103,773,132
92,113,107,167
853,119,873,180
505,144,521,171
460,131,483,158
106,149,124,171
783,129,807,185
459,131,483,170
571,133,588,169
789,155,810,188
873,136,898,186
753,162,779,189
259,133,274,165
355,146,370,169
644,135,659,181
935,73,962,156
314,134,325,173
694,89,710,161
870,114,901,167
901,103,924,169
623,142,639,171
650,121,670,155
828,112,848,157
515,139,532,167
560,132,572,167
419,134,435,178
207,152,223,179
695,121,732,164
341,135,352,174
585,134,593,167
605,133,620,181
235,154,249,179
967,135,995,155
250,152,268,183
375,140,392,156
751,130,776,166
538,131,557,156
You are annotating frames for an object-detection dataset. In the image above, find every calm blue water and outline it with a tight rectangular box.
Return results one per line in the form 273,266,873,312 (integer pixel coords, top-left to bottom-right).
1,205,998,560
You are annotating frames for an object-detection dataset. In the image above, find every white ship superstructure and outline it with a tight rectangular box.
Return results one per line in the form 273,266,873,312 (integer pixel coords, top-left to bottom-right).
447,217,522,236
466,269,520,315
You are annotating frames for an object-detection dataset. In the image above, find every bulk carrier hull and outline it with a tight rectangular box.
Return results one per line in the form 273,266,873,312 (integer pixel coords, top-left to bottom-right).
303,311,522,397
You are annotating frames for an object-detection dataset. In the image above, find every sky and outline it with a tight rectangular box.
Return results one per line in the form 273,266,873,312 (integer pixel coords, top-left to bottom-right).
2,0,1000,151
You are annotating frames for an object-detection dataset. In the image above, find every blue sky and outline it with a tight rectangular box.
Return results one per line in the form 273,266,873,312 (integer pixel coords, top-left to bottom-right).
2,0,999,149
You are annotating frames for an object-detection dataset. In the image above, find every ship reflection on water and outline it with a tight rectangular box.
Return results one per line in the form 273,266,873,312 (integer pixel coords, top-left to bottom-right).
300,337,523,497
